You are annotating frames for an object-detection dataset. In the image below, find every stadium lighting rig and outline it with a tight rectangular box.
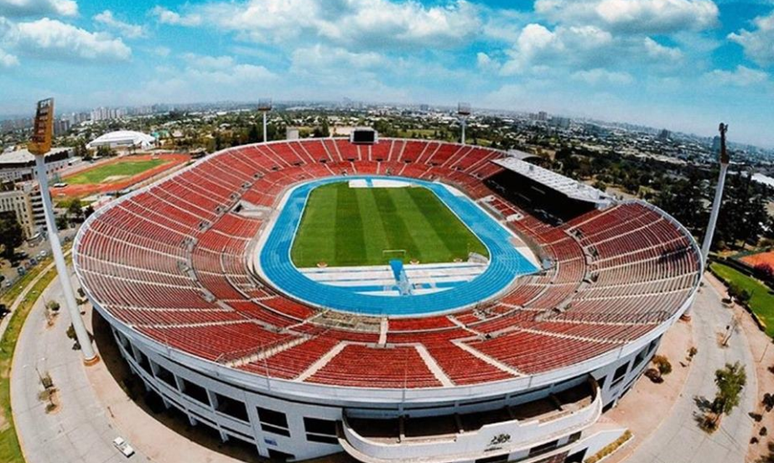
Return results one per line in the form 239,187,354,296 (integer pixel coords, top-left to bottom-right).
457,102,471,146
29,98,99,365
700,123,730,266
258,98,272,143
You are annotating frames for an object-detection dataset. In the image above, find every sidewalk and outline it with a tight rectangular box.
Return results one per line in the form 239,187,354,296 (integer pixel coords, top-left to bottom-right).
621,278,756,463
10,272,151,463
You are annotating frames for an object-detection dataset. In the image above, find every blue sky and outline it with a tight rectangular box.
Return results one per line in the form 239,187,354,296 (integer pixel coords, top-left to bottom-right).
0,0,773,147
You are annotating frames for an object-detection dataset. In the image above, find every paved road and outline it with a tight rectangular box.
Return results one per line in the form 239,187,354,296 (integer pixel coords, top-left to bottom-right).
11,273,151,463
624,278,756,463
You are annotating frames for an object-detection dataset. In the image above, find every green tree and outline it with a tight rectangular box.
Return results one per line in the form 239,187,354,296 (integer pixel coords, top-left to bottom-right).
67,198,83,222
712,362,747,425
0,211,24,259
247,124,260,143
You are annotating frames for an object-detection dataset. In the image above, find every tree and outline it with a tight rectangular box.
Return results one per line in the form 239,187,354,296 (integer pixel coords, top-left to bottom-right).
753,263,774,283
0,211,24,260
67,198,83,222
247,124,260,143
712,362,746,426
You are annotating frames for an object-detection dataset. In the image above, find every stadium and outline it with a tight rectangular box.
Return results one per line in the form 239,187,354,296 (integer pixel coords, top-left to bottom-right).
72,133,702,463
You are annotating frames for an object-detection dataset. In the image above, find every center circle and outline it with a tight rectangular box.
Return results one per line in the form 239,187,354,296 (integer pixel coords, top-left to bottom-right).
251,176,539,317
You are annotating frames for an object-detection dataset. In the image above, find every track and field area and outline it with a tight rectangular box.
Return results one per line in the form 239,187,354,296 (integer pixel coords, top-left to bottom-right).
741,250,774,268
66,158,166,184
291,182,488,267
53,154,189,199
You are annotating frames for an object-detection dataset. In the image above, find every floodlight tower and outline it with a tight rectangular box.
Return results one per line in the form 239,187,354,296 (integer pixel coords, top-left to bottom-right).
258,98,272,143
700,123,730,267
457,102,471,146
28,98,98,365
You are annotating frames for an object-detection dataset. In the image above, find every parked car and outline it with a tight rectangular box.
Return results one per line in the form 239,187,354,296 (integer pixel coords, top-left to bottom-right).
112,437,135,458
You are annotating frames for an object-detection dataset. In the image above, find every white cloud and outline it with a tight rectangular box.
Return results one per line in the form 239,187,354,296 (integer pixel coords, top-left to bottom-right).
5,18,131,62
643,37,682,62
94,10,146,39
182,53,237,71
0,0,77,17
0,47,19,67
151,6,202,27
290,45,386,73
704,65,769,87
572,68,634,85
153,0,481,50
535,0,718,34
476,51,500,71
500,23,614,74
728,12,774,67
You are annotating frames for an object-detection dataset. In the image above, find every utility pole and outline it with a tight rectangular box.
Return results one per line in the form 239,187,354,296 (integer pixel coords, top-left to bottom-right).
28,98,98,365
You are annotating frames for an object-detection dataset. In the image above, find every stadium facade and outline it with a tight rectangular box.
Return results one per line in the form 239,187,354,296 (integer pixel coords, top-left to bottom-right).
73,137,702,463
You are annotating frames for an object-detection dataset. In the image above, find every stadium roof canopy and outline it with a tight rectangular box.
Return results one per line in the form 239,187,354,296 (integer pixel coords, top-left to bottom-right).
87,130,156,150
494,156,614,206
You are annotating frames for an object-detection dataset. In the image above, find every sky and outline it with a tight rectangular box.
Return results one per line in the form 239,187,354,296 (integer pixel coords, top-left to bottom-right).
0,0,773,147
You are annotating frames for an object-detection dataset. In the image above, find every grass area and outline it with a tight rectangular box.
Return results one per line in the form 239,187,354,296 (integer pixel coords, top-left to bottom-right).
66,158,167,185
711,262,774,336
0,259,61,462
291,182,488,267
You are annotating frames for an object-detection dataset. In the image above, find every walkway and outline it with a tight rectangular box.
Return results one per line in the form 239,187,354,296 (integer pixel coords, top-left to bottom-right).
11,272,151,463
622,277,756,463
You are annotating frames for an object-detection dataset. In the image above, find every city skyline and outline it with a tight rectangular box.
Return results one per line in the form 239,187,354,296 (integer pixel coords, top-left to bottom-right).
1,0,773,147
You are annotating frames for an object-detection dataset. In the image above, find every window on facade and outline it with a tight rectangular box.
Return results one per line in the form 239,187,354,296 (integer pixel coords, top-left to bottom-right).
611,363,629,386
529,439,559,457
257,407,290,437
634,347,649,366
154,364,177,389
181,379,210,406
135,350,152,375
304,417,338,444
215,393,249,422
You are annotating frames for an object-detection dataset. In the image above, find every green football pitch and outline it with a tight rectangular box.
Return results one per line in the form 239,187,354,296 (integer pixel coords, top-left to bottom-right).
290,182,489,267
66,159,167,185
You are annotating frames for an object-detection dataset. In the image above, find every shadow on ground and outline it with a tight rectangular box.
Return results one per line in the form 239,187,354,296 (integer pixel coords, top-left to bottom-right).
92,310,268,462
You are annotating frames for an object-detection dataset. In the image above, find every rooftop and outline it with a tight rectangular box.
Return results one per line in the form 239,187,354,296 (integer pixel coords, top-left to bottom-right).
494,156,614,205
0,147,71,166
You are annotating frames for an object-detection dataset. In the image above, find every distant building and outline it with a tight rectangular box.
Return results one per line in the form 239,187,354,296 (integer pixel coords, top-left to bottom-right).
286,127,300,140
0,147,73,183
657,129,671,141
87,130,156,151
0,182,44,238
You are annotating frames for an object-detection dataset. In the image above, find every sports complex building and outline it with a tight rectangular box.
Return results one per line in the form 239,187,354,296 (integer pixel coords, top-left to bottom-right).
73,134,702,463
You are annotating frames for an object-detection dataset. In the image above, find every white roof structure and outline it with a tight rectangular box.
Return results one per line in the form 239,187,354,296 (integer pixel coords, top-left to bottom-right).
87,131,155,150
494,157,614,206
0,147,71,166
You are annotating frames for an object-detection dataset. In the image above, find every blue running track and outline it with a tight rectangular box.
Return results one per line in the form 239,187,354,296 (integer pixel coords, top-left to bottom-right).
258,176,538,316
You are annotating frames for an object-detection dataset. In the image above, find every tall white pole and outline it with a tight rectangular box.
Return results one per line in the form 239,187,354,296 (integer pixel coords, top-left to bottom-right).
461,119,466,146
262,111,267,143
701,162,728,266
35,156,98,364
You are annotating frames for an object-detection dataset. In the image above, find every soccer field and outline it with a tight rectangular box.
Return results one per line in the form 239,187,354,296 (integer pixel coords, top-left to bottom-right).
291,182,489,267
66,158,168,185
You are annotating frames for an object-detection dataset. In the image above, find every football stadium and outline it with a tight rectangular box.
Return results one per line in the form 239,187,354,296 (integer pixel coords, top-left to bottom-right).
73,133,703,463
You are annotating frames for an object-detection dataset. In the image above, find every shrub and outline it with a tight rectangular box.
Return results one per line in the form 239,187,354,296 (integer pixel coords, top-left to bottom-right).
754,263,774,283
653,355,673,376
